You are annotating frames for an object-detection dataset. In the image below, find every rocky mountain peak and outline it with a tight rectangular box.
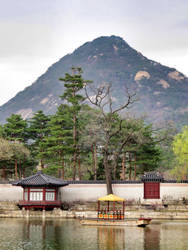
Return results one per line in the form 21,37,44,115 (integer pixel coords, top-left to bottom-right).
0,35,187,128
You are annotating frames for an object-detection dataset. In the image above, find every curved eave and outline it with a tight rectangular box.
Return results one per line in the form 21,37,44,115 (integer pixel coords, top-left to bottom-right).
12,182,68,187
11,171,69,187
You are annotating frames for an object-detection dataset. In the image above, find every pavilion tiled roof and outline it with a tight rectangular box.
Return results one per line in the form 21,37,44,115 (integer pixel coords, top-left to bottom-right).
12,171,68,187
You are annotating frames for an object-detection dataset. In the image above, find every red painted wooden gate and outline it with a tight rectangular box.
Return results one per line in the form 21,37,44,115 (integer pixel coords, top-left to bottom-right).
144,182,160,199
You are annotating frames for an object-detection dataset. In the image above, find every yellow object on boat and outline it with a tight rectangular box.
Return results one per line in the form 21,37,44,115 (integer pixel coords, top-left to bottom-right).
98,194,125,202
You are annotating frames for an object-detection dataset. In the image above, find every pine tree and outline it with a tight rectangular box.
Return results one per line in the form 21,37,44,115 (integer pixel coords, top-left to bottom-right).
41,104,73,178
27,110,50,168
4,114,27,142
59,67,91,179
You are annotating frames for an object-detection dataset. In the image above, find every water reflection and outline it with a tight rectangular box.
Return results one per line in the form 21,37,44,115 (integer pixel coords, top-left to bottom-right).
1,219,188,249
22,220,68,249
144,227,160,250
97,227,126,250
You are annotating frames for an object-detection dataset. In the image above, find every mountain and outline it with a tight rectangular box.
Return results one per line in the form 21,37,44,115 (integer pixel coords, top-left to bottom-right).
0,35,188,127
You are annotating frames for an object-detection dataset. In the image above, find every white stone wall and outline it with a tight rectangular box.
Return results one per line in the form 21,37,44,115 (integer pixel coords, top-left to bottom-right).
161,183,188,200
1,183,188,203
61,183,188,203
61,184,107,202
0,184,22,201
61,183,143,202
0,184,144,202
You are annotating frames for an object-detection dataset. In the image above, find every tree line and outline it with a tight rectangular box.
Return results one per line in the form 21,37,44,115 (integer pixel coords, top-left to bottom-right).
0,68,187,192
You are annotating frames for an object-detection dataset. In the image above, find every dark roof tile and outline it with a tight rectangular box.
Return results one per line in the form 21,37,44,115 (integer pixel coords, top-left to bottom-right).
12,171,68,187
141,172,164,182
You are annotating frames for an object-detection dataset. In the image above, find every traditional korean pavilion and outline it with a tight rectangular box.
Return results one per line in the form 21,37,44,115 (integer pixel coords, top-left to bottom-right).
13,171,68,210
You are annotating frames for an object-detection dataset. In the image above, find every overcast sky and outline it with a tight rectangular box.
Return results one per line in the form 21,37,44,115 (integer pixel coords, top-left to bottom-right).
0,0,188,106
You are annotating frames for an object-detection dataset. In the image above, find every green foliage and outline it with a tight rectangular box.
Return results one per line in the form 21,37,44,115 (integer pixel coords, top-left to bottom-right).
155,123,177,174
58,67,92,179
136,144,162,173
42,164,61,177
28,111,50,142
171,126,188,179
27,110,50,163
4,114,27,142
0,66,172,181
0,138,31,178
78,106,103,150
173,126,188,164
0,125,4,137
109,117,163,178
11,142,30,161
40,104,73,177
0,138,13,161
59,67,91,108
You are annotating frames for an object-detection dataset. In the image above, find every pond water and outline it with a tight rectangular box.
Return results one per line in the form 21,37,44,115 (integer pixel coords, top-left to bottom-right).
0,218,188,250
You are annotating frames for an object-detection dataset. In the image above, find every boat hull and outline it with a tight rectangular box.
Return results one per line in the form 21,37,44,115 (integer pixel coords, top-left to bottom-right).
80,218,151,227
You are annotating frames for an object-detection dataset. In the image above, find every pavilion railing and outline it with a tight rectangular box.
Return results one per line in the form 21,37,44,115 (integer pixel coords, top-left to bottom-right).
18,200,61,206
98,210,124,220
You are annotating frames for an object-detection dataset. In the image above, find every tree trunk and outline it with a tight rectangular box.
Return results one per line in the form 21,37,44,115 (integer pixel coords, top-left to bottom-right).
103,153,113,194
91,143,97,180
113,153,119,180
62,158,65,179
58,168,61,178
22,157,25,178
73,153,77,180
15,159,18,179
19,160,21,179
129,152,132,180
122,153,126,180
78,155,81,180
134,154,136,180
22,168,25,178
2,167,6,180
73,114,77,180
94,142,97,180
91,144,95,178
40,159,44,169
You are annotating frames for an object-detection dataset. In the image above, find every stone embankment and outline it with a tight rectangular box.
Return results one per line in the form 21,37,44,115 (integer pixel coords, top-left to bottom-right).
1,202,188,220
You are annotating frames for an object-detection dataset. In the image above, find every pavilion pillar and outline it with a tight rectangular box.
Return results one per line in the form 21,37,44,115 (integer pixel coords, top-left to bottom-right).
98,201,100,212
97,201,100,219
43,188,45,201
123,201,125,220
28,188,30,201
55,188,58,201
113,201,115,221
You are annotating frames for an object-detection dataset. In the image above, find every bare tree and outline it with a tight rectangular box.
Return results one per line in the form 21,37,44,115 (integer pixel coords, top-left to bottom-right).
85,83,137,194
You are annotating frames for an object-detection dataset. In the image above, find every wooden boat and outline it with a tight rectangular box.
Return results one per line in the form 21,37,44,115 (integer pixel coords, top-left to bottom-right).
81,194,151,227
80,218,152,227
